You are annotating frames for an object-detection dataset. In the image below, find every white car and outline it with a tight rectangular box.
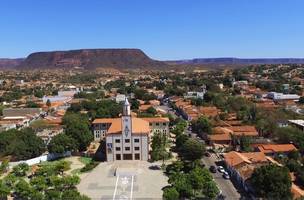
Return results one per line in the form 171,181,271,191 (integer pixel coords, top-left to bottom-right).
223,171,230,179
217,166,225,173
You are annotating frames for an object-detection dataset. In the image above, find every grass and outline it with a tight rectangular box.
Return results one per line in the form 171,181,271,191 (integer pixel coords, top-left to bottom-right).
71,168,81,175
79,157,92,165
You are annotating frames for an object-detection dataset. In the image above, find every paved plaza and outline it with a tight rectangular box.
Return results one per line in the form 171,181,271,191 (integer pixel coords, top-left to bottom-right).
77,161,168,200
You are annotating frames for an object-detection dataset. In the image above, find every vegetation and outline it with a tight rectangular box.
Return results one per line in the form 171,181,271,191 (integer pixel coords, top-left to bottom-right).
0,160,89,199
0,128,45,161
48,134,77,154
164,161,219,199
151,132,170,162
62,113,93,151
251,164,292,199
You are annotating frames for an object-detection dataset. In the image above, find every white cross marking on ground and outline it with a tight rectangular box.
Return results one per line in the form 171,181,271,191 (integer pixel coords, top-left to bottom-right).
130,176,134,200
113,175,119,200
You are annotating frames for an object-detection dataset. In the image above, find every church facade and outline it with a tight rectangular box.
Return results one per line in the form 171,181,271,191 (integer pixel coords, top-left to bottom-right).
92,98,169,161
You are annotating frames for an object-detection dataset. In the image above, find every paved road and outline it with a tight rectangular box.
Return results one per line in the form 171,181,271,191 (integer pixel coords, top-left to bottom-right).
202,154,241,200
163,102,242,199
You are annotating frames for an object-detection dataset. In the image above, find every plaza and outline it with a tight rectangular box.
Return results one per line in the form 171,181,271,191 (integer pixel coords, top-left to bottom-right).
77,161,168,200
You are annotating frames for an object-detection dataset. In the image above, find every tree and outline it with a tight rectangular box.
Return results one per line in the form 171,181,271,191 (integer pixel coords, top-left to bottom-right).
169,173,193,198
191,116,212,136
0,179,10,199
130,99,140,110
240,135,252,152
48,134,77,154
251,164,292,199
163,187,179,200
151,132,169,162
0,128,45,160
181,138,205,161
26,101,39,108
12,163,29,177
63,113,93,151
146,106,157,116
61,189,90,200
203,180,219,199
0,159,9,174
175,134,188,151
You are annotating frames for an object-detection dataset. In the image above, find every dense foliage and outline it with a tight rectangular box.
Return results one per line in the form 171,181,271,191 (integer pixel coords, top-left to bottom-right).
0,128,45,161
251,164,292,199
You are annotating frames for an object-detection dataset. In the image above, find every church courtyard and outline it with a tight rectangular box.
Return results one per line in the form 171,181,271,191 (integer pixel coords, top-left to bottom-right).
77,161,168,200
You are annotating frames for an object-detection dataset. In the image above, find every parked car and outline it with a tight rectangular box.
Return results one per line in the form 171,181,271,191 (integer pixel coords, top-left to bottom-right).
223,171,230,179
209,165,217,173
217,166,225,173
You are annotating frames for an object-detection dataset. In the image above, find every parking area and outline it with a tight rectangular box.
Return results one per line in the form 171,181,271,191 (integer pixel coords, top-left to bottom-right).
77,161,168,199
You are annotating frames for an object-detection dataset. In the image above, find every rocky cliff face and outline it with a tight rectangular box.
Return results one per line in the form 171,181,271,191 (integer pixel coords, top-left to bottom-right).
0,58,24,68
17,49,167,70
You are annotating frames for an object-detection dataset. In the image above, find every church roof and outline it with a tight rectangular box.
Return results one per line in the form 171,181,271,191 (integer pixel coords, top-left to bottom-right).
105,117,150,135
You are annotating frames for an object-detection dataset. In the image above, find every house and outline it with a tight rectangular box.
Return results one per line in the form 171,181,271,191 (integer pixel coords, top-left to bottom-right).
255,144,297,156
224,151,270,192
288,120,304,131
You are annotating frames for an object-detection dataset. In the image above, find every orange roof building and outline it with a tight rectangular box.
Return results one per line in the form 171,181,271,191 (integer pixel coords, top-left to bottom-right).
92,98,169,162
256,144,297,155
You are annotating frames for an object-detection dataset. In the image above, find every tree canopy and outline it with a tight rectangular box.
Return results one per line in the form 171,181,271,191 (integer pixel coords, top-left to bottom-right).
251,164,292,199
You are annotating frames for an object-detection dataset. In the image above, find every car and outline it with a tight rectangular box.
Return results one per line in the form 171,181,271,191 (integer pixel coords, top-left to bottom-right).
204,152,211,157
149,165,161,170
217,166,225,173
209,165,217,173
223,171,230,179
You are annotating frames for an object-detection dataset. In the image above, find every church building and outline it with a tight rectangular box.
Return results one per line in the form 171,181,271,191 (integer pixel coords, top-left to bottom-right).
92,98,169,161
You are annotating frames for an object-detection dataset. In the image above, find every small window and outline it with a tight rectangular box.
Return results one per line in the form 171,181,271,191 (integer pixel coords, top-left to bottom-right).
149,123,152,126
116,147,121,151
134,139,140,143
156,123,159,126
125,139,130,143
125,147,130,151
135,147,140,151
163,123,166,126
115,139,120,143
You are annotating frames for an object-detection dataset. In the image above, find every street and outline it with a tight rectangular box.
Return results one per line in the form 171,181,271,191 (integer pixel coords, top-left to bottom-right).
202,154,241,200
162,102,242,200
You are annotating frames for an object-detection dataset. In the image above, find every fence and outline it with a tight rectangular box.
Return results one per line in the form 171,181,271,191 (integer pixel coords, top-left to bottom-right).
8,151,71,167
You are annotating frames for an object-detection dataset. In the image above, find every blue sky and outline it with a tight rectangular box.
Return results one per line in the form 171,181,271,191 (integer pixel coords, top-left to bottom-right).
1,0,304,60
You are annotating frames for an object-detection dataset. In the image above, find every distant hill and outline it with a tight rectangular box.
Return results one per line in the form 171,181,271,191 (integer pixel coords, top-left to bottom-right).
17,49,168,70
168,57,304,65
0,58,24,68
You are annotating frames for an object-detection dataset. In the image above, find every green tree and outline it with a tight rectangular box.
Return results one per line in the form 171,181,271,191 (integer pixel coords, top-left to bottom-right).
251,164,292,199
12,163,29,177
191,116,212,136
0,179,10,199
163,187,179,200
169,173,193,198
146,106,157,116
0,159,9,174
240,135,252,152
181,138,205,161
130,99,140,110
151,132,169,163
61,189,90,200
48,134,77,154
63,113,93,151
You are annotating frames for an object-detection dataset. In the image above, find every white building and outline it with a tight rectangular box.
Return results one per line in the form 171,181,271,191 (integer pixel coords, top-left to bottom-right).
115,94,126,103
92,98,169,161
267,92,300,101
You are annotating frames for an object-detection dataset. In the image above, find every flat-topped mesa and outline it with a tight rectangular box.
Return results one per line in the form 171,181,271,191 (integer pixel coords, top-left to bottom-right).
17,48,168,70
